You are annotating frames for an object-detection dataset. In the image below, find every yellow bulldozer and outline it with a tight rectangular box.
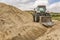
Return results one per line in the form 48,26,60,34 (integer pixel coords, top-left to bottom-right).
33,5,54,27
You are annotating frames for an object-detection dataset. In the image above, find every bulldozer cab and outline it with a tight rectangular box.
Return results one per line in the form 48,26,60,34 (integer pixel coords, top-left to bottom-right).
35,5,46,13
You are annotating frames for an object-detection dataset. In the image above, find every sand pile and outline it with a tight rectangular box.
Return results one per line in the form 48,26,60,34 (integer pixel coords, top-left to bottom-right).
0,3,60,40
0,3,47,40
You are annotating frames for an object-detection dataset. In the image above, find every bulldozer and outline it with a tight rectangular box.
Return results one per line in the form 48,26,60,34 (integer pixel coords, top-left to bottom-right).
33,5,54,27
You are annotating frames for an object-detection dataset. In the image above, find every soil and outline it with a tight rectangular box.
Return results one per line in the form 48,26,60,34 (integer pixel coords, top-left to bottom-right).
0,3,60,40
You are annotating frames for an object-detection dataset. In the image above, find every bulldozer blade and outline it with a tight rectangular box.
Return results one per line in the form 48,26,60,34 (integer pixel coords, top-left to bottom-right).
42,22,54,27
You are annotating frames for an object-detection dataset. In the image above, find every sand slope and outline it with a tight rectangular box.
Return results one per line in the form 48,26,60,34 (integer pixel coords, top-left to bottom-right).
0,3,60,40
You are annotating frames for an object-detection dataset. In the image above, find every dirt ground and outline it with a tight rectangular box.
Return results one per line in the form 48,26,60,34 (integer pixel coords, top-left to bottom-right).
0,3,60,40
36,20,60,40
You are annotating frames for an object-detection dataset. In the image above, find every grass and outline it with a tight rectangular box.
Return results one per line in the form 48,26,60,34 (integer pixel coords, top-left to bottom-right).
52,17,60,21
51,13,60,21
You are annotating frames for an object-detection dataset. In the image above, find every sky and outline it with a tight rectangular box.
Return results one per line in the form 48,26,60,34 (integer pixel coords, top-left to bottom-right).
48,0,60,13
49,0,60,4
0,0,60,12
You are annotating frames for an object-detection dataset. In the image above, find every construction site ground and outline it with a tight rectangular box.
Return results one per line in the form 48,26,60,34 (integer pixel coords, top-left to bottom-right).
0,3,60,40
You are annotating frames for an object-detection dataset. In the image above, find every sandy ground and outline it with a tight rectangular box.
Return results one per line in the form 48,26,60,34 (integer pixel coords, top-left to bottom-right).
36,20,60,40
0,3,60,40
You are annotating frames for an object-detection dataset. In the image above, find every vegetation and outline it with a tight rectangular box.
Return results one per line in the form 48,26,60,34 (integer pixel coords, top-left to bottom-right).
51,13,60,21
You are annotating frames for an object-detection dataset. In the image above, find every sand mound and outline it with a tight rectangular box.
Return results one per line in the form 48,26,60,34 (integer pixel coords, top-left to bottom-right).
0,3,47,40
0,3,60,40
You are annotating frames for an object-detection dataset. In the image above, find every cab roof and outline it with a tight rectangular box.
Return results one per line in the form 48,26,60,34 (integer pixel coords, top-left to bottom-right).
37,5,46,7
